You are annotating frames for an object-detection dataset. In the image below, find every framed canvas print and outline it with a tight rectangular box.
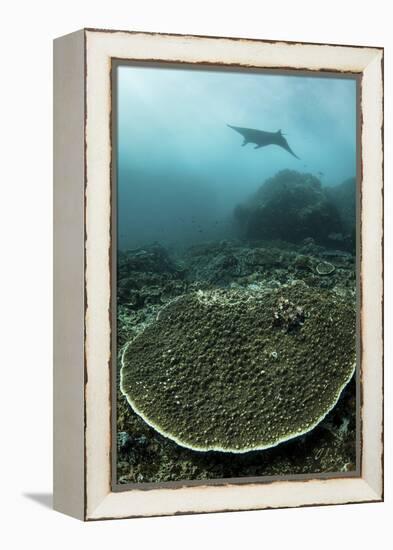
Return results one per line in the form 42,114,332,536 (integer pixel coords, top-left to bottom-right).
53,29,383,521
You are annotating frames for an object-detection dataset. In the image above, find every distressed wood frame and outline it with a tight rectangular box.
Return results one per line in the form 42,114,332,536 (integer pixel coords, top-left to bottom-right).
53,28,383,521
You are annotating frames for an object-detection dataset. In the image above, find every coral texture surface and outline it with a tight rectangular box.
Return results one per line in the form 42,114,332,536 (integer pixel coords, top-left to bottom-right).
121,284,355,452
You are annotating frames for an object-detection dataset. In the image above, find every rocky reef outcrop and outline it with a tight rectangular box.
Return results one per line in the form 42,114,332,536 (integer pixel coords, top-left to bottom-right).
325,176,356,252
234,170,355,249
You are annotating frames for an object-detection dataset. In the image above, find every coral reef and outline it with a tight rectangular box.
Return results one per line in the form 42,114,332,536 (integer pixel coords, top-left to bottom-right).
117,377,356,483
116,235,357,482
180,239,355,297
120,284,355,453
234,170,344,246
273,297,305,332
118,243,187,309
117,244,188,346
316,261,336,276
326,177,356,252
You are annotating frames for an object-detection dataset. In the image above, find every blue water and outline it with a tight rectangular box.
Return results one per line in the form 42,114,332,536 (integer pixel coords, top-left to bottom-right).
116,64,357,249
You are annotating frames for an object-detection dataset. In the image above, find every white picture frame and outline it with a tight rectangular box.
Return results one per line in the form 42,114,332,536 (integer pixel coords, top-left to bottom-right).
53,28,383,521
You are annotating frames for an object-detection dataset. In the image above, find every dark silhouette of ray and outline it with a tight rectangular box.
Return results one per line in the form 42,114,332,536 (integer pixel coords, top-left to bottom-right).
227,124,300,159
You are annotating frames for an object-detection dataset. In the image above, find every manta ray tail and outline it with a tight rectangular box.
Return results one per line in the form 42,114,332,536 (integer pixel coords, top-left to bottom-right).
282,144,300,159
279,135,300,159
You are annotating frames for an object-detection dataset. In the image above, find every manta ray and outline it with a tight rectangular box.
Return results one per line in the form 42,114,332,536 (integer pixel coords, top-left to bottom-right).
227,124,300,159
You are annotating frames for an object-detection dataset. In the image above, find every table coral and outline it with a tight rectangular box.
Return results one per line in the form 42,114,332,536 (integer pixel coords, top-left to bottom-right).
120,284,355,453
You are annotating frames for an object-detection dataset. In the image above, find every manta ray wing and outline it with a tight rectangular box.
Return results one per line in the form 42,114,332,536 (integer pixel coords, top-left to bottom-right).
227,124,266,144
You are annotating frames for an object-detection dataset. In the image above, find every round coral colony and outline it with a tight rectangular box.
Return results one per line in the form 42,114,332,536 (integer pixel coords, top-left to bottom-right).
120,285,355,453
